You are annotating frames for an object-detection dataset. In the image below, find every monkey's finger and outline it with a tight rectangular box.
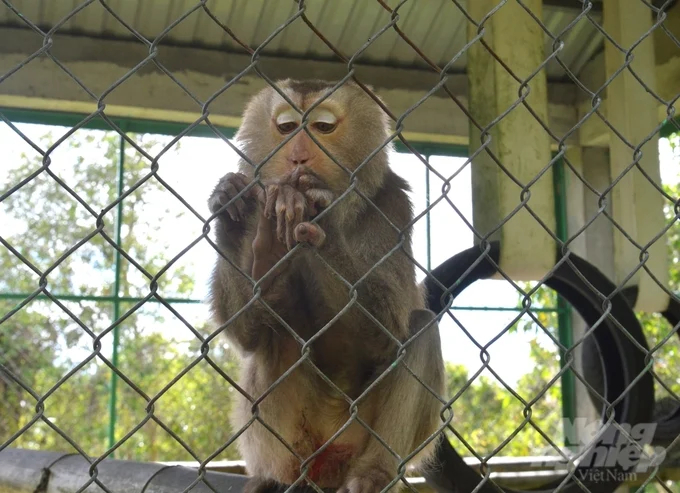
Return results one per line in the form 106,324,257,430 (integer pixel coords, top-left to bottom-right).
224,177,248,220
305,189,334,209
289,166,305,186
228,172,248,190
297,173,326,192
293,193,305,226
283,187,298,249
224,183,246,222
253,185,266,206
286,197,302,251
237,173,267,205
265,185,279,219
294,222,326,248
275,192,287,245
210,182,242,221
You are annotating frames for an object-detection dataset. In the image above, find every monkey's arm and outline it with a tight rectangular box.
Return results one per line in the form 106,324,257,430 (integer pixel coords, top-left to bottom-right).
294,215,420,343
208,172,292,353
282,170,421,340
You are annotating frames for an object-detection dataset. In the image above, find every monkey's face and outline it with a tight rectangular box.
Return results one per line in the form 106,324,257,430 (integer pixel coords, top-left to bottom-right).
235,80,391,191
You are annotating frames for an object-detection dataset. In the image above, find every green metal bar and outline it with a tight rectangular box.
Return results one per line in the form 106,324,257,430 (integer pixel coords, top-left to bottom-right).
0,107,237,139
392,140,468,158
0,292,564,313
0,292,203,304
553,156,577,447
659,117,679,138
107,130,126,453
442,306,564,313
425,155,432,272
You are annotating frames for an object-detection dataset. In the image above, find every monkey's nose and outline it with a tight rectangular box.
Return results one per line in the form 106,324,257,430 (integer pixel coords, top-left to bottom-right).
290,157,309,165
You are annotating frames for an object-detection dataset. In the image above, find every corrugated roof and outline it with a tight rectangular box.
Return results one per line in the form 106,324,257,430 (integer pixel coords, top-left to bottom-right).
0,0,603,80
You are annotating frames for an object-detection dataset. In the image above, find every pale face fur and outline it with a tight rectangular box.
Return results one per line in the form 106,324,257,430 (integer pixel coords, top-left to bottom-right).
234,79,392,200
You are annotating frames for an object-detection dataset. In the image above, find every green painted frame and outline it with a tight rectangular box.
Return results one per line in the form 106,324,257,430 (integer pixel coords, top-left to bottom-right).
1,106,571,455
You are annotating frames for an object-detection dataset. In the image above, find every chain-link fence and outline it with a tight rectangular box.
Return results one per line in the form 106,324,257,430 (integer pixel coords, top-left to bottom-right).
1,0,679,492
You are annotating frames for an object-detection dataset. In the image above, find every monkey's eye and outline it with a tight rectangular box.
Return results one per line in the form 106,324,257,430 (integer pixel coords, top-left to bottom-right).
313,121,336,134
277,122,298,134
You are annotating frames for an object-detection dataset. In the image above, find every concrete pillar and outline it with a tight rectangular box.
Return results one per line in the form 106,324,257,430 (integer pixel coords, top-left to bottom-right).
582,147,616,282
564,146,587,259
467,0,555,281
603,0,670,313
565,145,600,444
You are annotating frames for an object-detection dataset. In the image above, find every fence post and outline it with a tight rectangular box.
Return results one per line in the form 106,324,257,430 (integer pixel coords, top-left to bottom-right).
108,129,126,454
466,0,556,281
603,0,669,313
564,145,600,447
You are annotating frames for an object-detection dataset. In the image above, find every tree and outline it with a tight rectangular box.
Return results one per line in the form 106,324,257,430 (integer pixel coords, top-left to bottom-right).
443,285,563,459
638,178,680,400
2,125,677,469
0,126,240,460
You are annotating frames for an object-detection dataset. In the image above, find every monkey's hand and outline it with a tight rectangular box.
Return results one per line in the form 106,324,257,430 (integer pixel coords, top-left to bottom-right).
294,172,336,217
208,172,256,223
263,182,308,250
251,206,326,292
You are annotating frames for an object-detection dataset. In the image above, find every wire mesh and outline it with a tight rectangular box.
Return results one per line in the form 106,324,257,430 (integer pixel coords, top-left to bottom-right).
0,1,679,493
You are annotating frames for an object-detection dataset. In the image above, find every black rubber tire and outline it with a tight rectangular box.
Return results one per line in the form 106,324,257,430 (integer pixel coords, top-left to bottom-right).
656,295,680,448
422,242,654,493
584,286,680,448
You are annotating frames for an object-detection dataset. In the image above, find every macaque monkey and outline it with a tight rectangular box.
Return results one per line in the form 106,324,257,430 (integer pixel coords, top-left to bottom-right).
208,79,446,493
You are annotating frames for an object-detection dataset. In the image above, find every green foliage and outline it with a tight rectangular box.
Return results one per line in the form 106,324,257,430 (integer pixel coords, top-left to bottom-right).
0,127,239,460
445,287,563,458
638,181,680,400
1,126,678,473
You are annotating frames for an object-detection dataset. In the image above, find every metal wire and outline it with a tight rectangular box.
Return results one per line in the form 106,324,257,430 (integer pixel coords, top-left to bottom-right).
0,1,679,493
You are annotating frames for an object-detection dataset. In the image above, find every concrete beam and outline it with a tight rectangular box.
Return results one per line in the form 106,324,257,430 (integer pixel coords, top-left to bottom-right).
0,27,578,149
603,0,670,313
467,0,556,280
577,95,680,148
576,3,680,148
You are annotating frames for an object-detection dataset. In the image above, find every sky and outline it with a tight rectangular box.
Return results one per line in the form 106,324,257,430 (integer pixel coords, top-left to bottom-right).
1,122,678,388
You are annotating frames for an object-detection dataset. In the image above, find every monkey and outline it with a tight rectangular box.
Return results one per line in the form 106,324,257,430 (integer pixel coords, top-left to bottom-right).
207,79,446,493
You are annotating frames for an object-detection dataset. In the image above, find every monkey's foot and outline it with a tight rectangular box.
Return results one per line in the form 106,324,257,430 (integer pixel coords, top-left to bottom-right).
208,172,254,222
243,476,281,493
337,468,393,493
294,222,326,248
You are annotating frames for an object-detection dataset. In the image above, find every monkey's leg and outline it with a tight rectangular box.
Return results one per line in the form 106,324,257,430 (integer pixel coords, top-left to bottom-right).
242,477,282,493
340,309,445,493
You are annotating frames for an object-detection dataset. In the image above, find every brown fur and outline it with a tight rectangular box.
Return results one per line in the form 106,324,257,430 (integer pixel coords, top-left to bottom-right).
207,79,445,493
